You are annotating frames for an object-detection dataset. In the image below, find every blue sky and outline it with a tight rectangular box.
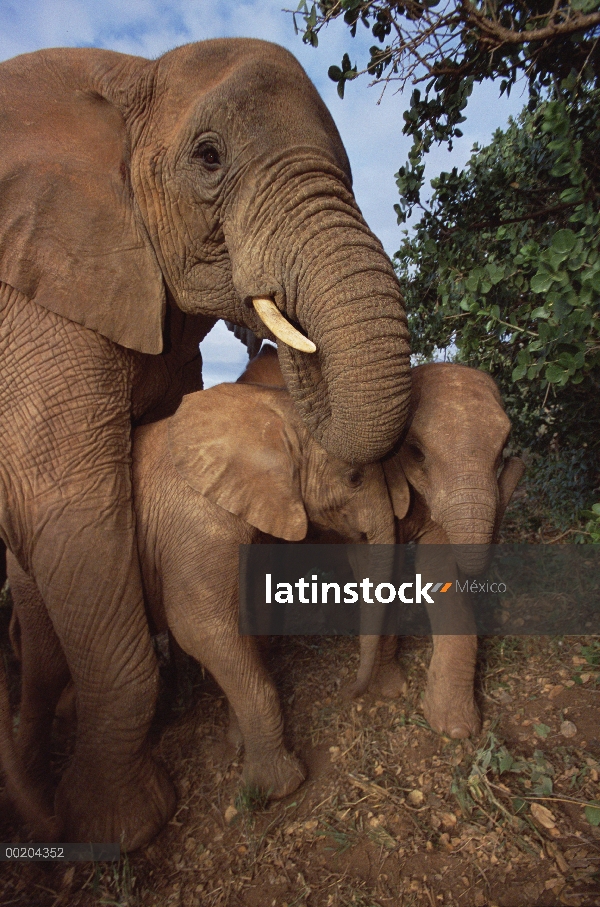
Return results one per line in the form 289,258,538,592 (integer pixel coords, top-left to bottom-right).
0,1,524,385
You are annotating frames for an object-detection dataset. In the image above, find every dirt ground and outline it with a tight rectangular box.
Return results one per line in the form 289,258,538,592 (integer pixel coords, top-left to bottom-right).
1,615,599,906
2,491,600,907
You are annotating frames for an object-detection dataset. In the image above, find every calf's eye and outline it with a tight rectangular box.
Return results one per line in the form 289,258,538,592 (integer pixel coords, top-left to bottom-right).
407,442,425,463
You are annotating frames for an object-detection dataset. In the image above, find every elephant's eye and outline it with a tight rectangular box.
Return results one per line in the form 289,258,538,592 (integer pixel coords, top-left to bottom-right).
407,442,425,464
194,143,221,170
348,468,364,487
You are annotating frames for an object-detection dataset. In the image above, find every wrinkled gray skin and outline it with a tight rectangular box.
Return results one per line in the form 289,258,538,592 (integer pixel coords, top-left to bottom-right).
0,39,410,847
3,374,396,835
354,363,525,738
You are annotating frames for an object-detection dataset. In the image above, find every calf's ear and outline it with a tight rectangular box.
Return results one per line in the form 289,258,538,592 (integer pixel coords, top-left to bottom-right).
498,457,525,516
167,384,308,541
494,456,525,541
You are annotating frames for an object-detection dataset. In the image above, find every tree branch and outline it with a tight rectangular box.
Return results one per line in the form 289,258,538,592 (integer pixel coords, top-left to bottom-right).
462,0,600,47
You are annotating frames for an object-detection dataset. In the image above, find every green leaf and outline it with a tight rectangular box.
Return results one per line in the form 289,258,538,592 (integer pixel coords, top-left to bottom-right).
512,364,527,381
534,775,554,797
485,262,504,285
584,803,600,826
551,230,577,254
545,364,569,385
530,272,554,293
534,723,551,739
560,187,584,203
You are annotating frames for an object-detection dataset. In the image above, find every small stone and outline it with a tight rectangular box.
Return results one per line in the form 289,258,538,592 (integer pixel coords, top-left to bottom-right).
560,720,577,738
408,789,424,806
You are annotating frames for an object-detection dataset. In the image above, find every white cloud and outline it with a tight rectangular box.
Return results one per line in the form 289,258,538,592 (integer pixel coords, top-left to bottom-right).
1,1,525,384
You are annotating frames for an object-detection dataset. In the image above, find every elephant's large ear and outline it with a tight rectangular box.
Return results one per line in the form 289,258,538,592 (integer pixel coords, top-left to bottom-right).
494,456,525,539
168,384,308,541
383,455,410,520
0,52,164,354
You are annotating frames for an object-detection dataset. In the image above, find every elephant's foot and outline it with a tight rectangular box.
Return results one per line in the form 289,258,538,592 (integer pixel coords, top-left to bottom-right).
369,661,408,699
243,748,305,800
55,755,176,851
2,765,60,842
422,679,480,739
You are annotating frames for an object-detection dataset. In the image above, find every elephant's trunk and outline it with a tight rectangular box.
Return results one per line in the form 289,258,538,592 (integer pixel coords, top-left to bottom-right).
228,159,411,465
432,477,498,575
348,522,397,698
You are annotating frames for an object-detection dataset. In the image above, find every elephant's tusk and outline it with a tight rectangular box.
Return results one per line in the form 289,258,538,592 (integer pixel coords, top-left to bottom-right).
252,297,317,354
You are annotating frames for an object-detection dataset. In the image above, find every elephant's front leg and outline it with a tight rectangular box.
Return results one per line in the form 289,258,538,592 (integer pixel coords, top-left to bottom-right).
416,531,481,739
367,636,408,699
2,307,176,849
168,603,304,799
39,498,176,849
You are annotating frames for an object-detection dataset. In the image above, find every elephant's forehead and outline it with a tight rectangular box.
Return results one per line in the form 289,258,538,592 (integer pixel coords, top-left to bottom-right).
412,391,510,438
154,39,349,168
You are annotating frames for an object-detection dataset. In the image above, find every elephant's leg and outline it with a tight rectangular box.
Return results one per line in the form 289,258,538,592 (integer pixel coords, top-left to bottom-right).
416,532,480,738
196,632,304,798
43,512,176,849
6,553,70,808
167,591,304,799
423,634,480,739
368,636,408,698
0,290,175,849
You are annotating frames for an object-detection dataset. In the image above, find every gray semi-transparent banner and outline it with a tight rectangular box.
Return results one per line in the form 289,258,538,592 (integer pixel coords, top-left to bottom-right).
239,544,600,636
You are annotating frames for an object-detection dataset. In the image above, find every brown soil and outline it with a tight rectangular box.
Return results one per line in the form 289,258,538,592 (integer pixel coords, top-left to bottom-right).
2,621,599,907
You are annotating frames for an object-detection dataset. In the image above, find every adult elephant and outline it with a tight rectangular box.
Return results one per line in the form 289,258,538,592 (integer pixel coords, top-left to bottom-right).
0,39,410,848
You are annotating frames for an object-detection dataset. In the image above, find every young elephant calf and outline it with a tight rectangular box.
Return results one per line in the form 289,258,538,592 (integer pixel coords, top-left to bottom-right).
355,362,524,738
4,377,395,826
